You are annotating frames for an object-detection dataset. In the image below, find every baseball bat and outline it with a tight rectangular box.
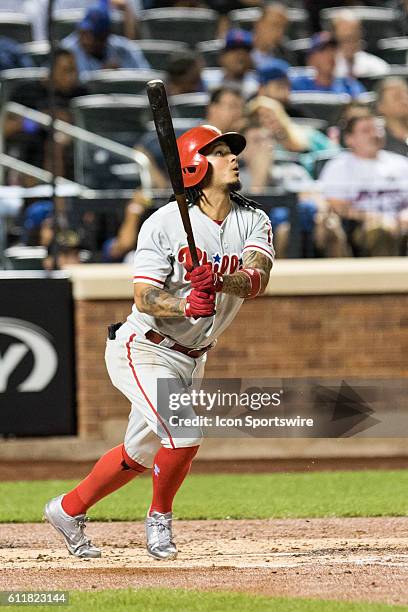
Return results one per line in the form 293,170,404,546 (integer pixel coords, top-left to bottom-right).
146,79,200,268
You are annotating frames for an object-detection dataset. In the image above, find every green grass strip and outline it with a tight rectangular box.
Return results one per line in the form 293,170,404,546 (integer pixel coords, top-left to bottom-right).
1,589,407,612
0,470,407,523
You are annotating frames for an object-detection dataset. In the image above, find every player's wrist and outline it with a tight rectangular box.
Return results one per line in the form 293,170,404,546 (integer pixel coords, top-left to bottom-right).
213,271,224,292
240,268,262,299
180,298,188,317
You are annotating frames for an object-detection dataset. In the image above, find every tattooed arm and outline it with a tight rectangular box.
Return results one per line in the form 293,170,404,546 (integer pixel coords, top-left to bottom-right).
221,250,273,298
134,283,186,318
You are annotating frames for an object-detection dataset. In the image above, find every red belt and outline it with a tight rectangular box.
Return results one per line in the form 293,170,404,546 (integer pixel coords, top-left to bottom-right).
145,330,212,358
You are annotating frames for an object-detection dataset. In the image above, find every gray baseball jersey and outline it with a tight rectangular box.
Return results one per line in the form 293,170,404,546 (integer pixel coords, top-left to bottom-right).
127,199,274,349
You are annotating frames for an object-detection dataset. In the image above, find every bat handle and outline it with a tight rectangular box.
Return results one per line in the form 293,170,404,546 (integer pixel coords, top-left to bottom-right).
175,193,200,268
187,236,200,268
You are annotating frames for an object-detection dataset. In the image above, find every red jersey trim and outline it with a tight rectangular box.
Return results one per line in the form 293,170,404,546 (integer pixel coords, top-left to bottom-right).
242,244,274,262
133,275,165,286
125,333,175,450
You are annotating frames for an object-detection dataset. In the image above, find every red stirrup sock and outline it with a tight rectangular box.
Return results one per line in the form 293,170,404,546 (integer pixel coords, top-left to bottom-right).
149,445,199,515
61,444,146,516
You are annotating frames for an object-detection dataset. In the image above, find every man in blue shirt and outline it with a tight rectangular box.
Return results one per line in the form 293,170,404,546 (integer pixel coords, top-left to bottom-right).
290,32,365,98
62,4,149,77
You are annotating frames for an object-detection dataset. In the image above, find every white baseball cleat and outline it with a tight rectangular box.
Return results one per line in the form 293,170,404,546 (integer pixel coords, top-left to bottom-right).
43,494,101,558
145,511,178,560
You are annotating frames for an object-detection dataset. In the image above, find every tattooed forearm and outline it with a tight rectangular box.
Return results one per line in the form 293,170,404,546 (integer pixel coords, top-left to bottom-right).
134,284,185,317
222,250,273,298
222,271,252,298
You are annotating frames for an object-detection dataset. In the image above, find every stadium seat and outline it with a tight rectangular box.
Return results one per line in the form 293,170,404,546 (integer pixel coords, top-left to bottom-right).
139,8,218,48
247,191,301,258
54,8,124,40
229,7,310,40
377,38,408,65
320,6,400,55
0,13,32,43
358,66,408,93
313,150,340,180
21,41,50,67
170,93,209,120
286,38,310,67
0,67,48,111
197,40,223,68
83,69,164,96
71,94,150,189
137,40,189,71
289,92,351,125
4,246,47,271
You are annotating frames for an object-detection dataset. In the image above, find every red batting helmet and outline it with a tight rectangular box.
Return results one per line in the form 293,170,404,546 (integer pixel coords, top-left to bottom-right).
177,124,246,188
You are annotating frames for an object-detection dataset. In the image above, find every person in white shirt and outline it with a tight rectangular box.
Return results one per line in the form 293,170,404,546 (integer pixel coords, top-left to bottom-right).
319,113,408,256
331,9,389,79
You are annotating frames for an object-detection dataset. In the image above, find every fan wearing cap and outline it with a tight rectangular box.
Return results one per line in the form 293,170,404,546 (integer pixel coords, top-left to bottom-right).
62,4,149,76
44,124,274,562
203,29,259,99
290,32,365,97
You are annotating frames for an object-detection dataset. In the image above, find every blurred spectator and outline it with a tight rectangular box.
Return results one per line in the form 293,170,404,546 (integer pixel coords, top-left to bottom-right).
5,47,88,178
303,0,360,34
166,51,204,96
206,85,245,132
62,4,149,77
203,29,258,99
26,0,140,41
377,77,408,157
0,36,33,71
335,100,373,147
257,59,308,119
247,94,339,174
331,9,389,79
43,229,92,270
252,3,296,69
239,122,347,257
102,189,153,262
239,122,312,192
290,32,365,97
21,200,53,246
319,114,408,256
137,86,245,188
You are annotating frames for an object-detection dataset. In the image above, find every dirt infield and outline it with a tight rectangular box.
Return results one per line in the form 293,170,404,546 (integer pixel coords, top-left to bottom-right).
1,517,408,606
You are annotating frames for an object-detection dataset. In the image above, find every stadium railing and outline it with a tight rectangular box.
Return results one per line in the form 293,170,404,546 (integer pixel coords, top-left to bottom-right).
2,101,152,192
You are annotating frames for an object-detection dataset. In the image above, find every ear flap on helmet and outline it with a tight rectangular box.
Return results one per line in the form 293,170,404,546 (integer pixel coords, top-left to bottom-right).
180,152,208,188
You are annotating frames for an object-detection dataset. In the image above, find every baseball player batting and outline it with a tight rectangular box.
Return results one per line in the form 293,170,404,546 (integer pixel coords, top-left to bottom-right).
44,124,274,560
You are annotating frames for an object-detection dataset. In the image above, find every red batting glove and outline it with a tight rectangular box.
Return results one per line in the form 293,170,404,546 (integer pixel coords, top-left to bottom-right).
189,263,223,293
184,288,216,319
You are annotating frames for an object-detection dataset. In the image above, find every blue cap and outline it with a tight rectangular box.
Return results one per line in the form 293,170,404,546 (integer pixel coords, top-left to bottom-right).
79,5,111,36
23,201,53,232
307,32,337,56
224,29,253,52
258,59,290,85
